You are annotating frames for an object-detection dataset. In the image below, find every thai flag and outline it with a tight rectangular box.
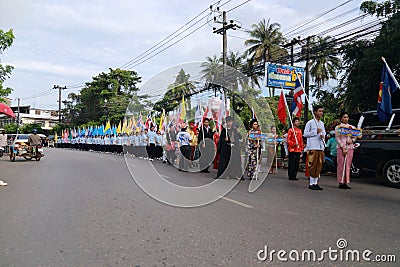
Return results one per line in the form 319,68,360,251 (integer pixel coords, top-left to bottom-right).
291,76,304,117
145,112,152,129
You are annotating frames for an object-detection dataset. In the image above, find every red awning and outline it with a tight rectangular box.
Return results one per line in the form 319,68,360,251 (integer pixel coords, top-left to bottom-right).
0,102,16,118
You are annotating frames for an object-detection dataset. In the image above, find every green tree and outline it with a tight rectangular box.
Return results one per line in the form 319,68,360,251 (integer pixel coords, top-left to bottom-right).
245,19,287,65
340,0,400,112
66,68,141,125
244,19,287,90
20,123,43,134
153,68,195,114
307,36,341,90
200,55,223,84
3,123,17,133
0,29,15,102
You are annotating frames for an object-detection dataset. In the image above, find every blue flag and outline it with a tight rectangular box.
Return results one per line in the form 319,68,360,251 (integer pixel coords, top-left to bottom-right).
378,61,400,122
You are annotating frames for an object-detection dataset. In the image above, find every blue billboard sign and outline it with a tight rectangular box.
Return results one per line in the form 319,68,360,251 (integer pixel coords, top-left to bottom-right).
266,64,305,90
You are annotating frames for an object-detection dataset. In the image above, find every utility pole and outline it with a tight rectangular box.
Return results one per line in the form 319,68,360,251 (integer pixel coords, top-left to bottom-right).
304,36,311,124
53,85,67,122
16,97,20,134
211,6,240,112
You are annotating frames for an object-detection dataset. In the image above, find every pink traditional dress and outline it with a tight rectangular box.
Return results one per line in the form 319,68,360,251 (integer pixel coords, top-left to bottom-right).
335,123,357,184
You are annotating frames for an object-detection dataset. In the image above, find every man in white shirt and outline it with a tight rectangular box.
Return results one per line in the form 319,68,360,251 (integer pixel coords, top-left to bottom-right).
177,126,192,172
303,105,326,190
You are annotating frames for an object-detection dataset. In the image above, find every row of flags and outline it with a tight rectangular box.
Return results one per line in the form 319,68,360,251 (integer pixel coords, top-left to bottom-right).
58,94,231,140
276,58,399,125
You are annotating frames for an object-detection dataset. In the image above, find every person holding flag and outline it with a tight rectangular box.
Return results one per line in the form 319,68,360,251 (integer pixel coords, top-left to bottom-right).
287,117,304,181
303,105,326,190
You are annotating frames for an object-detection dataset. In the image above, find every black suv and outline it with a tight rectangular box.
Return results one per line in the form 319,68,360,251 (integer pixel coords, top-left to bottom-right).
352,109,400,187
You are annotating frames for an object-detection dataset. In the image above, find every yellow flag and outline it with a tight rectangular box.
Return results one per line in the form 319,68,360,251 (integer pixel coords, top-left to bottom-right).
55,132,58,143
104,120,111,133
180,96,186,123
159,109,165,131
117,121,122,134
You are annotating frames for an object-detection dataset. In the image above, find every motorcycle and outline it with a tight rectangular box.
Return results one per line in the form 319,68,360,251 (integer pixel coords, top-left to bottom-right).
323,153,362,178
0,146,4,157
9,144,44,161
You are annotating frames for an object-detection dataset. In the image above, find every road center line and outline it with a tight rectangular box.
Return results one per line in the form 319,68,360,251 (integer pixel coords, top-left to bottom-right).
222,197,253,209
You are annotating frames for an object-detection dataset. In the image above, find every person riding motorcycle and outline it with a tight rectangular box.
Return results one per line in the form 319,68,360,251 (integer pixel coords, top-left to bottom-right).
28,129,42,155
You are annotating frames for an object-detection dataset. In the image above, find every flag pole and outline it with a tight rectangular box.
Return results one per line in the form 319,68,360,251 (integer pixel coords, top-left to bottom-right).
280,85,299,146
382,57,400,89
295,71,326,146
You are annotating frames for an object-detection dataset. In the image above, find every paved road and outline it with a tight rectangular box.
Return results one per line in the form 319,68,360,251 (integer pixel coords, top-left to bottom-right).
0,148,399,266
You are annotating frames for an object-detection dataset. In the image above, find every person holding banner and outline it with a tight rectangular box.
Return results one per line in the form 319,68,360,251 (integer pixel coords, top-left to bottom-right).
303,105,326,190
287,117,304,181
246,119,261,180
335,112,357,189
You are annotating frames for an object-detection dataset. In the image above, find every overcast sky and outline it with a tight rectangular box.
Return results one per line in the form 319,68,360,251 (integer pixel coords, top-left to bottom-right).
0,0,373,110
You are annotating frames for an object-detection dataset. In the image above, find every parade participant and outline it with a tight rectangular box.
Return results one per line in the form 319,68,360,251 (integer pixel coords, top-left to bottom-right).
287,117,304,181
216,116,242,179
303,105,326,190
177,125,192,172
187,121,198,165
147,125,157,161
138,129,148,159
165,126,176,165
104,134,111,153
197,118,215,173
268,126,278,174
335,112,357,189
246,119,261,180
155,130,163,159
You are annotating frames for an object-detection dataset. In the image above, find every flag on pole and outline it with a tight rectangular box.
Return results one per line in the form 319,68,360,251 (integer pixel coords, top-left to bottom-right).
145,112,152,129
251,106,257,120
291,74,304,117
137,112,144,130
277,91,287,124
217,93,226,130
378,58,400,122
179,96,186,124
117,121,122,134
104,120,111,134
159,109,165,132
194,99,203,126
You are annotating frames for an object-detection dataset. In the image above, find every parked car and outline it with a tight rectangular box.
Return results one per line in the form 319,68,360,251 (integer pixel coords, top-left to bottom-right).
352,109,400,187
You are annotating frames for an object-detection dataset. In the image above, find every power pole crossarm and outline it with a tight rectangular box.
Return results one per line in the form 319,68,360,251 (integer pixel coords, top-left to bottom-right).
53,85,67,122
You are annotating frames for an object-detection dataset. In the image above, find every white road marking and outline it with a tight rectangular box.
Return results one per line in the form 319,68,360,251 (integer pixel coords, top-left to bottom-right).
222,197,253,209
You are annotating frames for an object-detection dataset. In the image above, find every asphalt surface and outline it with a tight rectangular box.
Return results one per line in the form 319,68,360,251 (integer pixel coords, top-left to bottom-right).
0,148,399,266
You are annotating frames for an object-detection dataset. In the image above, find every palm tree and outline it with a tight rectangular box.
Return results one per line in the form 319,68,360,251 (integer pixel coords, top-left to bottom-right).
308,36,341,90
225,51,249,91
244,18,287,95
200,55,223,84
245,18,287,65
